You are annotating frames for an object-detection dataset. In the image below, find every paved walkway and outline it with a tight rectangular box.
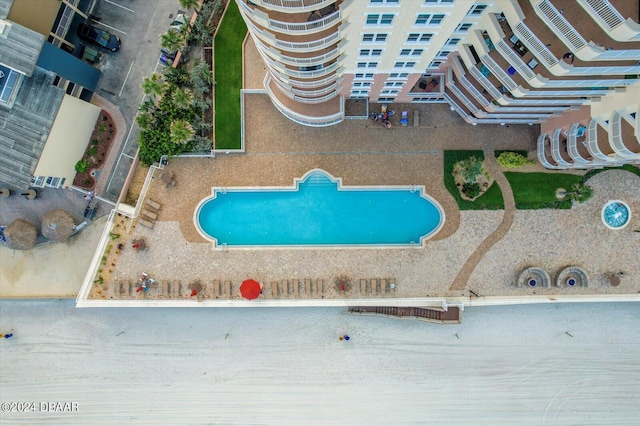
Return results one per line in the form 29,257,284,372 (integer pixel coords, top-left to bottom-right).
449,149,516,293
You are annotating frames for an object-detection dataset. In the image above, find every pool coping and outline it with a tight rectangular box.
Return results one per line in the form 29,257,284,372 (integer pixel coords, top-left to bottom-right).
193,168,446,250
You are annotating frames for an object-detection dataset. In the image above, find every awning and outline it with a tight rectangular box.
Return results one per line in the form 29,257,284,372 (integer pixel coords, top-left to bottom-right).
36,42,101,91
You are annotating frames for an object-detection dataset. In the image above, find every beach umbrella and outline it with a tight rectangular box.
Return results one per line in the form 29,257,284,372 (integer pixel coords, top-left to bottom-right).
41,209,74,242
190,281,203,297
240,279,263,300
4,219,37,250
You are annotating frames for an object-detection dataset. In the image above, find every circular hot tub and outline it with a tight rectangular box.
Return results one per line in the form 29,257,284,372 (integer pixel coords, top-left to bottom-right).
601,200,631,230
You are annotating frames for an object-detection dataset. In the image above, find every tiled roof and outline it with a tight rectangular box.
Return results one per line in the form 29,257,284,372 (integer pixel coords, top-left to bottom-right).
0,15,45,76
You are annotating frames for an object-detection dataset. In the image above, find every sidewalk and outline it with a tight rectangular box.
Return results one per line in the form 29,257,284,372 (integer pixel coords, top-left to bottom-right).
0,216,107,298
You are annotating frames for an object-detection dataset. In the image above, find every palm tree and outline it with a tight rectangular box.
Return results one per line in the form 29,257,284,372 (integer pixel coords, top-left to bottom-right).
460,157,483,182
170,120,195,145
567,182,594,203
172,88,194,110
179,0,199,11
160,29,185,55
136,111,152,130
141,73,166,99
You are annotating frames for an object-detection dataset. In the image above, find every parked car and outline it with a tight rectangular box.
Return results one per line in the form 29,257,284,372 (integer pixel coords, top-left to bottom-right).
159,13,188,65
77,23,121,52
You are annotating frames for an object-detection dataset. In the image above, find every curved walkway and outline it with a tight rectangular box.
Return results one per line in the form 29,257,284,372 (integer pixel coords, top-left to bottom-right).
449,150,516,292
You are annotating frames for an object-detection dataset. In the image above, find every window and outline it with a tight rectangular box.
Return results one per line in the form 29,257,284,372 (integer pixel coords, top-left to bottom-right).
415,14,445,25
446,37,460,46
436,50,451,59
455,23,472,33
353,82,372,87
351,90,370,96
381,89,399,95
360,49,383,57
394,61,416,68
400,48,423,56
428,60,444,68
425,0,453,3
407,33,433,43
467,4,488,16
389,72,409,79
384,81,404,87
362,33,388,43
367,14,395,25
371,0,399,3
377,97,395,102
355,73,375,79
357,61,379,68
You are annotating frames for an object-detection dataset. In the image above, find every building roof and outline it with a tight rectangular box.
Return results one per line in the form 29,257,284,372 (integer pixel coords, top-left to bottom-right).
34,94,101,186
0,0,12,20
36,42,102,92
0,68,64,190
0,15,45,76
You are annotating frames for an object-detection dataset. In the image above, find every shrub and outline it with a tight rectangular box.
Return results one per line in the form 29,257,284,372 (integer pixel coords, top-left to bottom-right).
88,146,98,156
462,182,481,199
75,160,90,173
497,151,535,168
457,157,483,182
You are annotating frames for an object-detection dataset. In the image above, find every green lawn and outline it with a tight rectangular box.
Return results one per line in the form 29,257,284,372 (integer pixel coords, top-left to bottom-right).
504,172,583,209
213,1,246,150
444,150,504,210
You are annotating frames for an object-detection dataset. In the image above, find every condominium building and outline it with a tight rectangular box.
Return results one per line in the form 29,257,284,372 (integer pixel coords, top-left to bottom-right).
237,0,640,169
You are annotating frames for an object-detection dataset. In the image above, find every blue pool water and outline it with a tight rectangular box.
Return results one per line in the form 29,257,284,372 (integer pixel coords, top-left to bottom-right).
601,200,630,229
195,170,444,247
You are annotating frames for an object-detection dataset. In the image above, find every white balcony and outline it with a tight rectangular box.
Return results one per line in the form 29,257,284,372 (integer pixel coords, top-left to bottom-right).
537,134,560,169
551,129,572,166
609,112,640,158
578,0,640,41
252,0,335,14
269,10,340,35
567,123,592,165
586,118,612,161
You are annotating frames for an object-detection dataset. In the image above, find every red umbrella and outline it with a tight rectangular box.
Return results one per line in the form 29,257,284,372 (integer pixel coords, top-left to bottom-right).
240,279,263,300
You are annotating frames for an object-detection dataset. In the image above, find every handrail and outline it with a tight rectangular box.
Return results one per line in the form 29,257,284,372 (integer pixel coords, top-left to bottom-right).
269,10,340,34
551,128,572,166
586,118,611,160
537,133,559,169
609,112,640,158
567,123,591,164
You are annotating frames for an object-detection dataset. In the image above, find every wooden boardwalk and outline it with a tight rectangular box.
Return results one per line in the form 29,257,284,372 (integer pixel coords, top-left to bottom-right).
348,306,461,324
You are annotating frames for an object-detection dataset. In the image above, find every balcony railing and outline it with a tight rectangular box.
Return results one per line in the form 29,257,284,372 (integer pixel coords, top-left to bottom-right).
579,0,624,30
275,31,340,51
537,134,560,169
567,123,592,164
495,39,536,80
536,0,587,51
468,66,503,100
609,112,640,158
459,75,491,108
513,22,559,68
264,74,344,126
269,10,340,34
294,91,339,104
447,85,480,115
551,129,572,166
256,0,333,13
481,54,518,91
281,48,340,66
586,118,611,160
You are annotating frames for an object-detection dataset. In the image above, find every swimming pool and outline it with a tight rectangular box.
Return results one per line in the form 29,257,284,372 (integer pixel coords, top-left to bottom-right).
194,169,445,248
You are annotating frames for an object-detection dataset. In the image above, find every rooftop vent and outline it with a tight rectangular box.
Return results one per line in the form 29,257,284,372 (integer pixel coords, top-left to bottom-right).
0,19,11,38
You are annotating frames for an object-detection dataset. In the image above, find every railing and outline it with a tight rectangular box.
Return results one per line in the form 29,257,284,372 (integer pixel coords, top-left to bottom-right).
495,39,535,80
580,0,624,30
543,78,630,87
537,133,559,169
269,10,340,34
264,74,344,126
292,82,338,96
568,65,640,75
459,75,491,108
525,89,610,97
609,112,640,158
276,31,340,51
468,66,503,100
586,118,611,160
285,61,339,78
258,0,332,12
443,93,471,120
513,22,558,67
481,54,518,91
447,85,480,114
551,128,572,166
281,47,340,66
567,123,591,164
294,91,339,104
536,0,587,51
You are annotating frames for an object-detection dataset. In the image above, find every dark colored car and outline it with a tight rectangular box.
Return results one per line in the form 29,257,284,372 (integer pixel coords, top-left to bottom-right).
77,23,121,52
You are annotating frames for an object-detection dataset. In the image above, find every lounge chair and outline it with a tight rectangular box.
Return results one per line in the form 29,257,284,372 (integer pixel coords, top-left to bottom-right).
161,280,169,299
380,278,388,295
146,199,161,210
170,280,180,298
141,209,157,220
271,281,279,298
317,279,324,296
360,279,366,294
291,279,299,296
413,110,419,127
369,278,378,294
223,280,231,297
211,280,220,297
400,111,409,126
304,278,311,296
139,218,154,229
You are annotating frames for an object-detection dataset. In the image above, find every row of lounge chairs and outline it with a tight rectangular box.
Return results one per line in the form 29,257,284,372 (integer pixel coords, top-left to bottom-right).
108,277,398,300
139,198,161,229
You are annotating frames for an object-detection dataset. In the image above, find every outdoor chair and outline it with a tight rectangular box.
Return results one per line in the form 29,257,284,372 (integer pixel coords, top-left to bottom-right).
304,278,311,296
271,281,279,298
141,209,157,220
317,279,324,296
400,111,409,126
223,280,231,297
380,278,388,295
212,280,220,297
281,279,289,297
369,278,378,294
139,218,154,229
146,199,161,210
291,279,299,295
360,279,367,294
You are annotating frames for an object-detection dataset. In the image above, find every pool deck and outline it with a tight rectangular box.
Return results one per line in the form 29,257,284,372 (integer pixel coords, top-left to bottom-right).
78,37,640,307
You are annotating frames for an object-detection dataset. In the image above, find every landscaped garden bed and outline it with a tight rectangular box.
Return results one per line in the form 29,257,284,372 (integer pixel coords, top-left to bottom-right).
444,150,504,210
73,111,116,190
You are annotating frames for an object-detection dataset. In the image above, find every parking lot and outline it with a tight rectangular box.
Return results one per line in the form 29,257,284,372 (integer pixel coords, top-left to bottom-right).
85,0,188,202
